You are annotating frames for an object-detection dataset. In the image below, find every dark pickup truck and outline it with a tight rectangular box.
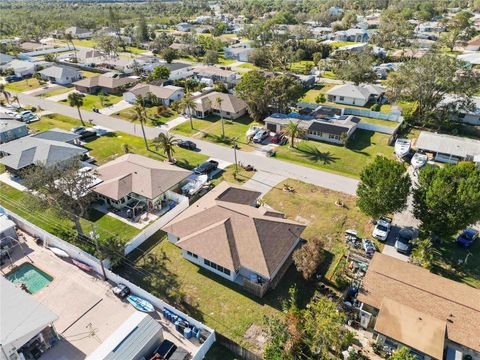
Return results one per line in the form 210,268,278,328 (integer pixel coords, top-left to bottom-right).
193,160,219,176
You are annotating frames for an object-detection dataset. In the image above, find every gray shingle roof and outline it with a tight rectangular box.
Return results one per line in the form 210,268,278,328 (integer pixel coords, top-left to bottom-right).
39,65,81,79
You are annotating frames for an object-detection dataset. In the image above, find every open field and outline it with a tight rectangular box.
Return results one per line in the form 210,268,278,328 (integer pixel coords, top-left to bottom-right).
39,86,73,98
60,93,123,111
114,105,178,127
301,83,336,103
5,78,43,92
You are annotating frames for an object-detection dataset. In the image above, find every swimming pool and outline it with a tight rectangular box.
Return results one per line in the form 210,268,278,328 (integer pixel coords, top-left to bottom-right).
6,263,53,294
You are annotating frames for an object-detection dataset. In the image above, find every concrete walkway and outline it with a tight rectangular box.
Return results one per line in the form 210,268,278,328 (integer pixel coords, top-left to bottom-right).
99,99,132,115
23,83,60,96
14,91,359,195
46,89,75,102
243,171,287,196
161,115,189,130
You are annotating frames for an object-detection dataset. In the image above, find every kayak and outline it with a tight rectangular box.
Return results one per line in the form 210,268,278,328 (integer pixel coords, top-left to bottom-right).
50,247,70,258
72,259,93,272
127,295,155,313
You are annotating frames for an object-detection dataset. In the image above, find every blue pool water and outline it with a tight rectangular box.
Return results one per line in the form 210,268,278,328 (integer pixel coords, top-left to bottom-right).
6,262,53,294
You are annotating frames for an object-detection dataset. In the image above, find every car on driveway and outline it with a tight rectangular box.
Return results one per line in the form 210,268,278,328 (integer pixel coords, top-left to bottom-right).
271,132,287,145
456,228,479,247
395,229,414,254
178,140,197,150
253,129,269,143
15,110,34,120
372,217,392,241
5,75,22,83
246,126,262,139
71,126,86,134
193,160,219,176
22,113,39,123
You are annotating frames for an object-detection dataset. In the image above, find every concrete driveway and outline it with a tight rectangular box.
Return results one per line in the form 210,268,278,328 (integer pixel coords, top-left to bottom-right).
243,170,286,196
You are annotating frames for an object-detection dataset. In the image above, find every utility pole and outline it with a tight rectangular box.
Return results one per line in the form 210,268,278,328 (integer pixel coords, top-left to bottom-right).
233,137,238,175
90,224,107,281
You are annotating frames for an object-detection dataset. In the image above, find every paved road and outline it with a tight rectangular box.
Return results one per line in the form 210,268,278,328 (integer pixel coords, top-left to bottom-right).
15,92,359,195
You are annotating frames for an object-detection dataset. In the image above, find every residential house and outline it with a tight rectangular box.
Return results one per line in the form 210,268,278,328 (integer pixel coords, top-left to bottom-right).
1,59,35,77
357,253,480,360
439,95,480,125
415,131,480,165
192,65,238,87
0,120,29,144
76,48,103,63
415,21,447,34
329,6,344,16
123,84,184,105
0,277,59,360
64,26,93,39
192,91,247,120
176,23,193,32
143,61,193,81
458,52,480,65
466,36,480,51
73,73,138,95
223,42,254,62
326,83,385,107
329,28,369,42
264,113,360,145
38,65,82,85
93,154,190,217
0,53,14,66
163,182,306,297
0,129,87,175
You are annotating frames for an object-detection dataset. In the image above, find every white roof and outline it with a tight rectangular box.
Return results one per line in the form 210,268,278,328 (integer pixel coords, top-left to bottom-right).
4,59,34,71
0,277,58,352
458,52,480,65
39,65,80,79
327,83,384,100
0,214,16,232
416,131,480,159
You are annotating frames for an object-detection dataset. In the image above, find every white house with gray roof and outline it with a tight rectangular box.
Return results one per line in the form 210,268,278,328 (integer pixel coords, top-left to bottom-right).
1,59,35,77
0,120,28,144
327,83,385,106
39,65,82,85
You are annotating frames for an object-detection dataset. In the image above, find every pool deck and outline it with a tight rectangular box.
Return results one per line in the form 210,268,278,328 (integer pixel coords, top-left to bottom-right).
0,232,203,359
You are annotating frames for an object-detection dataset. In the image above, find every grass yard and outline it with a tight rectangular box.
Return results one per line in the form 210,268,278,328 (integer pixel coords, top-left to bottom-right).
172,115,221,136
60,93,123,110
289,60,314,75
114,106,178,127
32,114,208,168
329,41,361,48
0,182,140,248
72,39,98,48
275,129,394,178
301,83,336,103
237,63,261,70
81,70,100,78
210,165,255,186
39,87,73,98
360,116,399,128
5,78,43,92
263,179,374,279
217,57,237,65
124,46,148,54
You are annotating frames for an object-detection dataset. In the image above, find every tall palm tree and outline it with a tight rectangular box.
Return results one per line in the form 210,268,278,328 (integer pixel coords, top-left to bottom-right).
215,96,225,138
178,92,197,130
64,33,77,62
11,95,20,107
67,92,86,126
284,120,305,148
132,96,149,149
152,132,179,162
0,84,11,104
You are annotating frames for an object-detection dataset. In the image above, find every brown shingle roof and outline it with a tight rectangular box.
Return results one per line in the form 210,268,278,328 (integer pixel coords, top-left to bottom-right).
127,83,183,100
195,92,247,114
375,299,445,359
73,74,137,90
358,253,480,352
93,154,190,201
163,182,305,278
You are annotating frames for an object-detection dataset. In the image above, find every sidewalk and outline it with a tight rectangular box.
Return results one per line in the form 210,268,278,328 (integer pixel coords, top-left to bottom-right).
243,171,286,196
98,99,132,115
161,115,189,130
46,89,75,102
23,83,60,96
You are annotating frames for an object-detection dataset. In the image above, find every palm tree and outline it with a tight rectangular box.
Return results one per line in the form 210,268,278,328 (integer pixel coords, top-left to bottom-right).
284,120,305,148
64,33,77,62
67,92,86,126
152,132,179,162
178,92,197,130
132,96,149,149
215,96,225,138
0,84,11,104
11,95,20,107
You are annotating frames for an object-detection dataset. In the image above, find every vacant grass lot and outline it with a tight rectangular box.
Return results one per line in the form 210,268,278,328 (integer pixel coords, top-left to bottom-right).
289,60,314,74
275,129,394,178
60,93,122,110
5,78,44,92
81,70,100,78
301,83,336,103
114,105,178,127
210,165,255,186
39,87,73,98
32,114,208,168
237,63,261,70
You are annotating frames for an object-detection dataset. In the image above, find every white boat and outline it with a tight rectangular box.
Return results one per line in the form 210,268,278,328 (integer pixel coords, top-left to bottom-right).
394,139,411,158
182,175,208,196
411,152,428,169
50,247,70,258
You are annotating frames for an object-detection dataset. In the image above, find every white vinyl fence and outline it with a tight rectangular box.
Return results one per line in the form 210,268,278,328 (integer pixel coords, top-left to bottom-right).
3,208,216,360
357,122,399,134
124,191,189,255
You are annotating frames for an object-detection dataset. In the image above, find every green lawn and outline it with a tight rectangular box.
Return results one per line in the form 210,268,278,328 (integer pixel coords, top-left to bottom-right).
39,87,73,98
275,129,394,178
237,63,261,70
360,116,399,128
263,179,375,279
321,71,337,79
289,60,314,75
0,183,140,252
210,165,255,186
60,93,122,111
301,83,336,103
124,46,148,54
72,39,98,48
5,78,44,92
32,114,208,168
217,57,237,65
329,41,361,48
172,115,221,136
81,70,100,78
114,106,178,127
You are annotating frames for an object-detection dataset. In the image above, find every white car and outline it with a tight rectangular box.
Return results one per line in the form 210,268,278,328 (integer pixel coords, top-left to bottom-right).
15,110,33,120
246,126,262,138
411,152,428,169
372,217,392,241
253,129,269,143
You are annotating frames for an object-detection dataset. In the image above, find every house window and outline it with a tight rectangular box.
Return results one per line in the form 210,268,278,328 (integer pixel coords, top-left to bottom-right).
339,96,345,101
187,251,198,259
203,258,231,276
329,134,340,140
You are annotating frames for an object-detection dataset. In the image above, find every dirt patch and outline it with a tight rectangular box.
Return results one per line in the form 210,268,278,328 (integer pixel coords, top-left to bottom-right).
244,323,268,353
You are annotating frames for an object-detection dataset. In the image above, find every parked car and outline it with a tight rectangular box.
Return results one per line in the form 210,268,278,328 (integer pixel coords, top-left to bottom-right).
411,151,428,169
395,229,414,254
78,129,97,140
253,129,269,143
246,126,262,138
456,228,479,247
71,126,86,134
178,140,197,150
112,283,130,299
372,217,392,241
15,110,33,120
271,132,287,145
193,160,219,176
22,114,39,123
5,75,22,83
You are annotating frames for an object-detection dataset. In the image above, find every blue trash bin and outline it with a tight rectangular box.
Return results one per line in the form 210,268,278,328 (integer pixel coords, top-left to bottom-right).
184,327,192,339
